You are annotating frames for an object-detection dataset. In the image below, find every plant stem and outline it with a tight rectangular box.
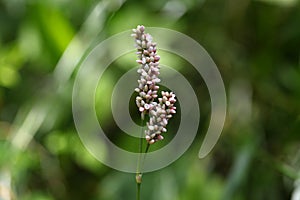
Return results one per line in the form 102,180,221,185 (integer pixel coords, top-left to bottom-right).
136,114,152,200
136,181,141,200
136,143,151,200
144,143,150,154
136,114,144,200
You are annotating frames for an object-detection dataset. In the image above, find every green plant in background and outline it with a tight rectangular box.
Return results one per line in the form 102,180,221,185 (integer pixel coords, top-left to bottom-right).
132,25,177,200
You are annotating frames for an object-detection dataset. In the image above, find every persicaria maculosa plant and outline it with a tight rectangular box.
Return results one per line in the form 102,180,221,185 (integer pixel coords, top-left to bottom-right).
131,25,177,200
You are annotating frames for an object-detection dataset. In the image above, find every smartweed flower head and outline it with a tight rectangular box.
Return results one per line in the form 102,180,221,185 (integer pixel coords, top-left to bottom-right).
132,25,177,144
132,25,161,114
145,91,176,144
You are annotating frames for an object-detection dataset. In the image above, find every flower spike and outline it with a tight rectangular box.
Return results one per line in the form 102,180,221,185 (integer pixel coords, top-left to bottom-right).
132,25,177,144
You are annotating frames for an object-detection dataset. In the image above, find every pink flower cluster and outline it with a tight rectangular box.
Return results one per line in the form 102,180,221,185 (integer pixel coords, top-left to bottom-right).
145,92,177,144
132,25,161,114
132,25,177,144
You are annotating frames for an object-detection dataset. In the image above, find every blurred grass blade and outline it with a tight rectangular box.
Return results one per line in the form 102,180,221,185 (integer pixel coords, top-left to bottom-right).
9,0,127,150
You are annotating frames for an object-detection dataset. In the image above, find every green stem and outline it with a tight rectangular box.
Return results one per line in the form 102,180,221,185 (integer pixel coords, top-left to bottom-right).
136,181,141,200
144,143,150,154
136,114,144,200
136,115,152,200
136,147,151,200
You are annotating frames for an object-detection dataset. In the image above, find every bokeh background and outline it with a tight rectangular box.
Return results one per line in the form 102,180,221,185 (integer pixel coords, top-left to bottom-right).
1,0,300,199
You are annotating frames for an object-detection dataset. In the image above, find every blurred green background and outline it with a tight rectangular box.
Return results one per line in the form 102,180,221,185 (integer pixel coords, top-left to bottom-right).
1,0,300,199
